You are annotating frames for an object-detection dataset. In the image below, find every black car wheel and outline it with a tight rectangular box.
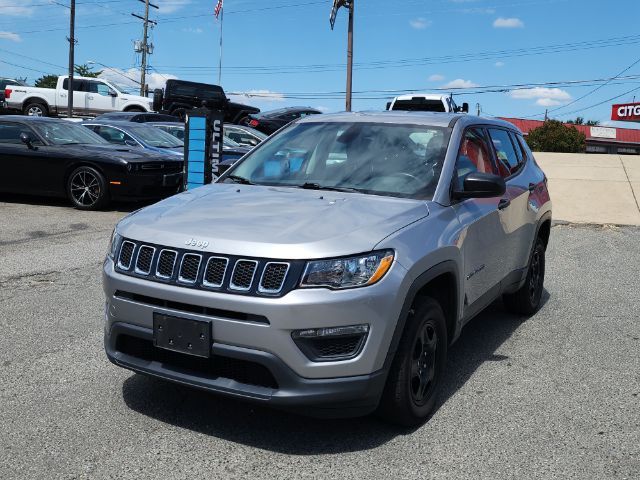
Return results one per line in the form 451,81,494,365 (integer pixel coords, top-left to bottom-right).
503,236,546,315
23,102,48,117
378,297,447,427
66,166,109,210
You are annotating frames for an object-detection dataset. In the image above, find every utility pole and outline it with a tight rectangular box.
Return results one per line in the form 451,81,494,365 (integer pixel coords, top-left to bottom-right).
132,0,158,97
476,103,481,116
330,0,355,112
345,0,354,112
67,0,76,118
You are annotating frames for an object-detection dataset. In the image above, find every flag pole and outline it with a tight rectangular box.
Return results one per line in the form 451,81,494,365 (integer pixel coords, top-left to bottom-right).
218,6,223,85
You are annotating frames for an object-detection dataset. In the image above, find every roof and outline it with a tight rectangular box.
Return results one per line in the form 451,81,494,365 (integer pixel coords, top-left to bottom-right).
391,93,448,101
501,117,640,144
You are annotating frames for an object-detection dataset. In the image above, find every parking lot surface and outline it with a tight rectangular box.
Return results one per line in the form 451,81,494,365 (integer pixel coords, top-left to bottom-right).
1,195,638,480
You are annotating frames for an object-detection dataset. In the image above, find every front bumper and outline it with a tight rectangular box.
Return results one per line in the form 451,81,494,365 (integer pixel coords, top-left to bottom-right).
103,255,411,414
105,322,387,417
108,172,183,200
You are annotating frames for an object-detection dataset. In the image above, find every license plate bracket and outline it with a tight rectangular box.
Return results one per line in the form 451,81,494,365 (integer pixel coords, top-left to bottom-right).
153,313,211,358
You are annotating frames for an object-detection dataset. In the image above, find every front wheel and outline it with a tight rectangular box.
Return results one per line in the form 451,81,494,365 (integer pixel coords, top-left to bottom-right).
378,297,448,427
503,237,546,315
66,166,109,210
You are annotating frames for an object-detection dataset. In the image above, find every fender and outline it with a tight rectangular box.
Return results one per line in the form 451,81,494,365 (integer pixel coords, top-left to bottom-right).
382,259,460,371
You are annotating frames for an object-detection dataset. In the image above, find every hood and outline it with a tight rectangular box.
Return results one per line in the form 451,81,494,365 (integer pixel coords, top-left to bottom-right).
117,184,429,259
78,144,182,163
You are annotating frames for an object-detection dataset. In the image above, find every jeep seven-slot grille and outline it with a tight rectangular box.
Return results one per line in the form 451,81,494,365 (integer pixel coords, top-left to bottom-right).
114,238,296,297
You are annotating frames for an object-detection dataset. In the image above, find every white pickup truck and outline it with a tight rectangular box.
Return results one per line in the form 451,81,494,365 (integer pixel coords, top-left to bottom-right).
387,93,469,114
4,75,153,117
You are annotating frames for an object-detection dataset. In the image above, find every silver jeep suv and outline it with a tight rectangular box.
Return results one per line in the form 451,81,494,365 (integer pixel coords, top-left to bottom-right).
103,112,551,426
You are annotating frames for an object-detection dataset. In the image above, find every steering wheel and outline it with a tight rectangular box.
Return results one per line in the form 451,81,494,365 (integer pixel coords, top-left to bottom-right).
386,172,425,189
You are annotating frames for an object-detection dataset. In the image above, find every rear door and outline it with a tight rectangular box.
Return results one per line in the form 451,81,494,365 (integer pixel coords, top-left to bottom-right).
58,78,87,115
451,127,507,313
486,127,536,281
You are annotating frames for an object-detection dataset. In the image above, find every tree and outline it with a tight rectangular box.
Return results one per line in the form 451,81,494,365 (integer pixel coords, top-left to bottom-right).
74,64,102,78
34,74,58,88
526,120,586,153
566,116,599,126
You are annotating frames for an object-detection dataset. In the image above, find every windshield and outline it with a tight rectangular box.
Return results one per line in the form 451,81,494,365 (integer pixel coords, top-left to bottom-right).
110,82,139,95
129,125,184,148
225,121,451,200
391,99,446,112
32,122,108,145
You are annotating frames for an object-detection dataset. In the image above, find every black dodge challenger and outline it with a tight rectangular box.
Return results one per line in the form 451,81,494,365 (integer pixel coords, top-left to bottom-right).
0,116,183,210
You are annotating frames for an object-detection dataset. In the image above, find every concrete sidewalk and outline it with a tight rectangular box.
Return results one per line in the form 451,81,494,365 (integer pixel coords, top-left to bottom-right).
534,152,640,226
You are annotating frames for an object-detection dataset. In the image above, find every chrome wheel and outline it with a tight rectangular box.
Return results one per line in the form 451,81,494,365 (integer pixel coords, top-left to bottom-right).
70,170,101,207
410,320,438,406
27,105,44,116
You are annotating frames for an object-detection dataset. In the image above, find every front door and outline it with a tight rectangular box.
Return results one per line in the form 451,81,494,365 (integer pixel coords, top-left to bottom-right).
85,80,117,114
452,127,507,315
0,122,51,194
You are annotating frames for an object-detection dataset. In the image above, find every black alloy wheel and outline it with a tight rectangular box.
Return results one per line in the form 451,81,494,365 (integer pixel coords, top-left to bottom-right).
66,166,109,210
503,237,546,316
378,297,447,427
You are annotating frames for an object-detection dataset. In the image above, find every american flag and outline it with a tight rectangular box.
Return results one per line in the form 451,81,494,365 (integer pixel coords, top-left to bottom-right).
214,0,223,18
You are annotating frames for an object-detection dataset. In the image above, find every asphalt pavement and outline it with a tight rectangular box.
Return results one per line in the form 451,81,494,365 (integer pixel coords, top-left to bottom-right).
0,194,638,480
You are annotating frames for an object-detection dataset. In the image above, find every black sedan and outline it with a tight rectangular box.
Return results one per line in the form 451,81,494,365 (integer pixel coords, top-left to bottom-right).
0,116,183,210
91,112,181,123
244,107,322,135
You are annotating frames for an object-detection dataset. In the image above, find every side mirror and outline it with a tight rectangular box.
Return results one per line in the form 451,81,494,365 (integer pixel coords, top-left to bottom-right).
124,139,138,147
452,172,505,199
108,89,118,97
20,132,37,150
386,101,392,110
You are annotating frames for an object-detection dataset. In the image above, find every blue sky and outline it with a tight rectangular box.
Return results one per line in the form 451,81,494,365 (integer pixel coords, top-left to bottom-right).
1,0,639,127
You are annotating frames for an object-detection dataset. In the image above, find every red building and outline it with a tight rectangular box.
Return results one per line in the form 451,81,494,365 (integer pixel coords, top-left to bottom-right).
500,117,640,155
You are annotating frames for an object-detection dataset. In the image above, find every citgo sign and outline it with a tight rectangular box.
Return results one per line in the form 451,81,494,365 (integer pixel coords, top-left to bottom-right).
611,102,640,122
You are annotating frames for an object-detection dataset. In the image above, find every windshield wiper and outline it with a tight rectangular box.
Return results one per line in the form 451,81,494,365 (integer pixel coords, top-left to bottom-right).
226,174,255,185
297,182,364,193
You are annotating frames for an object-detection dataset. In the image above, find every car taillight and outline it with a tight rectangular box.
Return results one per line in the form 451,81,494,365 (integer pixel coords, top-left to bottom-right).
4,88,11,99
249,119,259,127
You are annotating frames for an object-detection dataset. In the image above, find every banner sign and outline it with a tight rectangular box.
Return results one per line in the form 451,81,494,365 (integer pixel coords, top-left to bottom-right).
611,102,640,122
589,126,616,139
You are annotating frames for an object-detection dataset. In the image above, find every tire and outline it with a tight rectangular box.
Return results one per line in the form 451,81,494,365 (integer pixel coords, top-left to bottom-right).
23,102,48,117
503,236,546,316
378,297,448,427
125,107,144,113
66,166,109,210
238,116,251,126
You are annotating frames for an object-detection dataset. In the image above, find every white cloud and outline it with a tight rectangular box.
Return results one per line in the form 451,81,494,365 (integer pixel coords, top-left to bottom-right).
494,61,505,67
536,98,563,107
0,31,21,42
155,0,191,14
428,74,445,82
442,78,478,89
510,87,571,101
510,87,571,107
493,17,524,28
99,68,177,91
409,18,432,29
0,0,34,16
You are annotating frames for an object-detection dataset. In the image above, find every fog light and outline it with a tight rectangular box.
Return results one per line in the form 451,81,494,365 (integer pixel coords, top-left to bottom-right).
292,324,370,362
292,324,369,339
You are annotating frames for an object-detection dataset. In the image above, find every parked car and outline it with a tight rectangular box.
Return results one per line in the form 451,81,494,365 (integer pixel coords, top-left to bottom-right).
224,123,267,147
92,112,181,123
83,121,184,157
0,116,182,209
103,111,551,425
3,75,153,117
152,79,259,124
0,78,26,113
387,94,469,113
244,107,322,134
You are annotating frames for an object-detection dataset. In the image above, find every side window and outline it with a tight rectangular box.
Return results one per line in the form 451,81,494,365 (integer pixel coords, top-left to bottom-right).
62,79,83,91
488,128,520,177
86,81,111,96
511,132,529,165
0,123,41,145
455,128,495,188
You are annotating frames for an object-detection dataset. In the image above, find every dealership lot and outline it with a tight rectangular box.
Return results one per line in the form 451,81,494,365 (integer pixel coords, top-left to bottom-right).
0,196,639,479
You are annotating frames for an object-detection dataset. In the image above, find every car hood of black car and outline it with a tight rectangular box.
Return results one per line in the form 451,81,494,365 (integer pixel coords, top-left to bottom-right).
70,144,182,163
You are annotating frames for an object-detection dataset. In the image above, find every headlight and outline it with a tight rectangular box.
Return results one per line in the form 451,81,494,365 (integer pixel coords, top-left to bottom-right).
107,229,122,259
300,250,394,289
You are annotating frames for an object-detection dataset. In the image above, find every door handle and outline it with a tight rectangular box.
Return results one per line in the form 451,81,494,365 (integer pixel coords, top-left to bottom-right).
498,198,511,210
87,96,94,100
528,182,536,193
